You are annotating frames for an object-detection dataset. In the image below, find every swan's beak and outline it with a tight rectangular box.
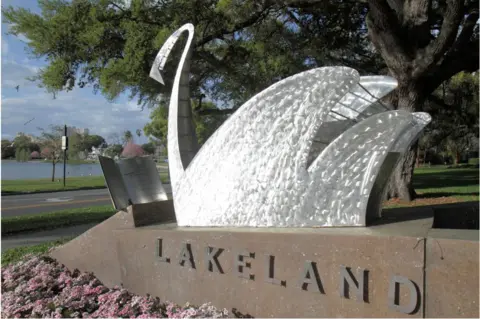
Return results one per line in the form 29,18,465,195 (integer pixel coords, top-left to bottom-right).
149,65,165,86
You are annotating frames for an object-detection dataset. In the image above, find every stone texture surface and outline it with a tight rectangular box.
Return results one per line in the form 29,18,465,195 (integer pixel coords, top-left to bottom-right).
49,202,176,287
115,226,425,318
425,235,479,318
50,210,134,288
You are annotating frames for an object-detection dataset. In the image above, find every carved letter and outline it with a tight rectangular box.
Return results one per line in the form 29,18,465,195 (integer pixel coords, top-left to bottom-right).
178,243,196,269
299,261,325,293
155,238,170,263
339,265,368,302
235,251,255,280
388,275,420,314
264,255,286,286
205,246,224,273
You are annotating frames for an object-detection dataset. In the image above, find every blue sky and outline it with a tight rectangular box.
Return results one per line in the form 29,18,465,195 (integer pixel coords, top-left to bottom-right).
1,0,150,144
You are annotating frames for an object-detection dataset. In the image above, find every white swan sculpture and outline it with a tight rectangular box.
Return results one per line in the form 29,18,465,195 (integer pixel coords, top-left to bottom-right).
150,24,431,227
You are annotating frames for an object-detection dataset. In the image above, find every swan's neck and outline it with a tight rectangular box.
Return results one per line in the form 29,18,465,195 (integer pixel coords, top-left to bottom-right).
167,25,199,190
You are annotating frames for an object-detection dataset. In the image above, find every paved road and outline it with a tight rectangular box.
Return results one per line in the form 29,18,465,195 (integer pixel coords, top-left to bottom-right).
1,223,98,250
1,185,172,217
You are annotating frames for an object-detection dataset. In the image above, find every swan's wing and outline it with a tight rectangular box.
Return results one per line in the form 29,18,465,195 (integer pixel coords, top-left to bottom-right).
174,67,361,226
303,110,431,226
308,75,398,165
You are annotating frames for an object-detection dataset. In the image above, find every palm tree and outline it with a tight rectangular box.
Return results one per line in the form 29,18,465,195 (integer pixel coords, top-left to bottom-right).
123,130,133,145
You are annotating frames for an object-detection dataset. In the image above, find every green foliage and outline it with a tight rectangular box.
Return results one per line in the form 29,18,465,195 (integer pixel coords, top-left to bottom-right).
468,158,479,166
1,140,15,159
144,99,227,149
83,134,106,151
28,142,41,153
193,100,229,145
1,0,372,109
143,104,168,146
10,134,41,161
13,133,32,150
104,144,123,158
141,142,155,154
15,148,29,162
123,130,133,144
421,72,479,163
67,132,83,160
38,125,63,161
1,238,72,266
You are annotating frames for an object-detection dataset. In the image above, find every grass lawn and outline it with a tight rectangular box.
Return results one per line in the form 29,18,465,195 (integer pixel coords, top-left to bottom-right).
1,176,107,194
1,205,116,235
384,165,479,208
1,237,72,266
1,172,170,195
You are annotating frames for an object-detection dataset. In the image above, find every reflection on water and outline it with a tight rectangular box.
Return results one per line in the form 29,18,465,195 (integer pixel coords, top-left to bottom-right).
1,160,103,180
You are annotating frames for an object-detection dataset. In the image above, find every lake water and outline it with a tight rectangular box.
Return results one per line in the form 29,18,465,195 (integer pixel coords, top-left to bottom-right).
1,160,103,180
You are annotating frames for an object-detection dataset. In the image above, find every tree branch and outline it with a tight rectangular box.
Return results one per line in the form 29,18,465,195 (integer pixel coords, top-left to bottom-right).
424,36,479,92
415,0,464,75
366,0,412,77
451,9,479,55
402,0,431,48
195,1,275,48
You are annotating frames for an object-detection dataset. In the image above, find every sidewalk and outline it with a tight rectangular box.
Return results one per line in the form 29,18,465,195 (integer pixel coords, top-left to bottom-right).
1,223,98,251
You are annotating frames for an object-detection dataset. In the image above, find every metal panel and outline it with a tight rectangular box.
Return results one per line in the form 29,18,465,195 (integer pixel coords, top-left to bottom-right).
118,156,168,204
98,156,130,210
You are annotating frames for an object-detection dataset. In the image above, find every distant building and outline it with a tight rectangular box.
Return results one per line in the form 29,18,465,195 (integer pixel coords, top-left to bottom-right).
66,126,89,137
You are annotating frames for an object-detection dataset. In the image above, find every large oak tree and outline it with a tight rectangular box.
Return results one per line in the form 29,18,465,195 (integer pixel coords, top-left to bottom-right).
365,0,479,199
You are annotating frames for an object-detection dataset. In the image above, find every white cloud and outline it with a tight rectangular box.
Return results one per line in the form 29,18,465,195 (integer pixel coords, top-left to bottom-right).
1,60,152,142
1,89,152,142
1,58,39,88
0,39,155,144
2,39,8,56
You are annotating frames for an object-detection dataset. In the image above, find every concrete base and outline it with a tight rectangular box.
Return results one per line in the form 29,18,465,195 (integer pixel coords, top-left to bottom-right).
50,204,479,318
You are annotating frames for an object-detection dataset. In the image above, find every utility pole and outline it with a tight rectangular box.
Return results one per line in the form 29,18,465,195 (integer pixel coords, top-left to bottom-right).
62,125,68,187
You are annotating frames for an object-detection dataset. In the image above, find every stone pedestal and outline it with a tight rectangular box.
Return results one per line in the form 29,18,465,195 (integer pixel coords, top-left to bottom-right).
50,204,479,318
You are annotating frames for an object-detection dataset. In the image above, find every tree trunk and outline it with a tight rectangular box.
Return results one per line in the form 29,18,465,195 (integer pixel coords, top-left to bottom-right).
384,83,424,201
51,160,56,182
415,144,420,168
385,143,418,201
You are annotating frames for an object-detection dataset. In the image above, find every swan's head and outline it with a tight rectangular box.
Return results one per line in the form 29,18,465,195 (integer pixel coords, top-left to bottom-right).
149,23,195,86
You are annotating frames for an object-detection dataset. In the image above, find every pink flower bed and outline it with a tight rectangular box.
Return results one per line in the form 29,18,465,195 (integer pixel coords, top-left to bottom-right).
2,254,230,318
